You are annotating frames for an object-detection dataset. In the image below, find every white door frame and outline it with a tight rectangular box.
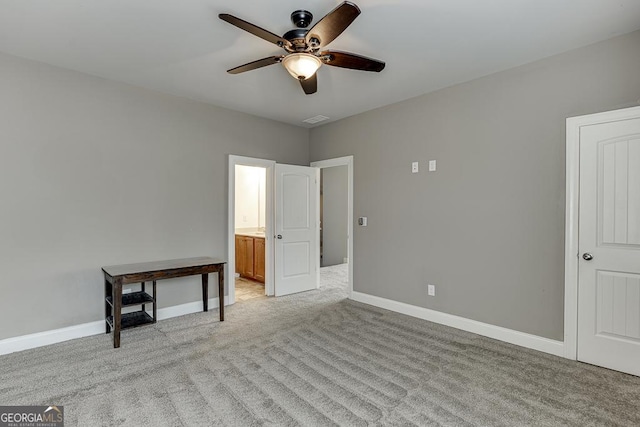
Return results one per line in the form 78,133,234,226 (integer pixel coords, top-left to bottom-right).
228,155,276,303
564,105,640,360
310,156,354,298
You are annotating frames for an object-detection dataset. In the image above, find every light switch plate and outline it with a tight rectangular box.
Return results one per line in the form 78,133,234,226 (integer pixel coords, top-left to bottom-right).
412,162,419,173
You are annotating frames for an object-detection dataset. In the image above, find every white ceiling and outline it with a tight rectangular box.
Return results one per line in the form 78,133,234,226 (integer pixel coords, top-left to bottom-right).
1,0,640,127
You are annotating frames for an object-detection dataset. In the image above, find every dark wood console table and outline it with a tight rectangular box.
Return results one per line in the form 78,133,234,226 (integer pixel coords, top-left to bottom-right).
102,257,226,348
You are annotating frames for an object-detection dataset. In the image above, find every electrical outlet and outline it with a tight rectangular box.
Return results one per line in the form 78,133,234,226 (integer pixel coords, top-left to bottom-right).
427,284,436,296
412,161,419,173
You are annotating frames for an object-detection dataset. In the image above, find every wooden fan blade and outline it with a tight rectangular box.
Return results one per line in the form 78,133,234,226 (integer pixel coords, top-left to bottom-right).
227,56,284,74
219,14,292,50
320,50,385,72
305,2,360,49
299,74,318,95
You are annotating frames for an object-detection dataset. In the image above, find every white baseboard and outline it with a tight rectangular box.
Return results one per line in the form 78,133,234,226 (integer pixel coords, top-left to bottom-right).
0,296,228,356
0,321,106,357
156,296,227,320
350,291,565,358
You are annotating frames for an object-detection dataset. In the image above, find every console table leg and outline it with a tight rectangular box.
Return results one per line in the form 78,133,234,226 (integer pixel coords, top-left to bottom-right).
152,280,157,323
219,267,224,322
113,281,122,348
141,282,146,313
104,278,112,334
202,273,209,312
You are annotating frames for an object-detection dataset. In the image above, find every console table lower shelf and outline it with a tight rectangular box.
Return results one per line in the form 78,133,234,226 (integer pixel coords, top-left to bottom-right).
102,257,226,348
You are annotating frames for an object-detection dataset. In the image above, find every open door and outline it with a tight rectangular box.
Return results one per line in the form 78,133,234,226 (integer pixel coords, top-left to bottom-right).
576,115,640,376
274,163,319,296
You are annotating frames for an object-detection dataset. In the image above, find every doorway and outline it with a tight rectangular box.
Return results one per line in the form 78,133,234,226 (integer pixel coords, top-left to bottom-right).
228,156,275,304
234,164,268,301
311,156,354,297
228,155,321,303
565,106,640,376
320,165,348,267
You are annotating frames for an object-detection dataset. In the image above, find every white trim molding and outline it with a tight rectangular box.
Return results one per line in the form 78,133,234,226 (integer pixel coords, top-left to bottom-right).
156,296,228,321
0,321,105,356
564,105,640,361
0,296,228,356
310,156,354,298
351,292,565,357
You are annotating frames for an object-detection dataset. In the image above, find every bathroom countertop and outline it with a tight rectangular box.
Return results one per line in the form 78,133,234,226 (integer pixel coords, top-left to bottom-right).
235,229,266,238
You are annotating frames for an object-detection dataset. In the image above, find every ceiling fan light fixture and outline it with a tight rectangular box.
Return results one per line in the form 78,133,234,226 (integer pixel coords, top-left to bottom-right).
282,53,322,80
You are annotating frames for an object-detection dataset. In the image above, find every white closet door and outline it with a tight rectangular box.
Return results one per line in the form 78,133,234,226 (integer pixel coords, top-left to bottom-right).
578,117,640,376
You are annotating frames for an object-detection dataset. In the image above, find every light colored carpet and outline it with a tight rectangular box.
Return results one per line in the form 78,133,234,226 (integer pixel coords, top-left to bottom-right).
1,263,639,426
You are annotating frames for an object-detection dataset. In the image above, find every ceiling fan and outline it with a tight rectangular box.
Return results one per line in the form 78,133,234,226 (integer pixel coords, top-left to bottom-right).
219,1,385,95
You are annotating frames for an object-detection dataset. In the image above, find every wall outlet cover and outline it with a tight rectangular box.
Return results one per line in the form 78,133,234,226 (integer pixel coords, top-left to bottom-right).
427,284,436,296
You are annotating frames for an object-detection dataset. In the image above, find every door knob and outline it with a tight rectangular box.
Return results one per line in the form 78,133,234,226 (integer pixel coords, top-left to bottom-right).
277,234,282,239
582,253,594,261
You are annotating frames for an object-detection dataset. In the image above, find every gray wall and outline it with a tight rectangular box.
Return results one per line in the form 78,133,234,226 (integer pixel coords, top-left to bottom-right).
2,29,639,343
321,165,348,267
0,52,309,340
309,30,640,341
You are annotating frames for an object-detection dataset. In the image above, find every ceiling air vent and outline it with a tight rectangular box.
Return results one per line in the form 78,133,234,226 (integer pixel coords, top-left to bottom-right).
303,115,330,124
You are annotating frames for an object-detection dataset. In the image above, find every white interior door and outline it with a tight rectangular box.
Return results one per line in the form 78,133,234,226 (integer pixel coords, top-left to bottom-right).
578,116,640,376
274,163,319,296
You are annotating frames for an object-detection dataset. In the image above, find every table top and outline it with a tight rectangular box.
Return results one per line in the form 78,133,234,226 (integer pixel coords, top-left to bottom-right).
102,256,226,277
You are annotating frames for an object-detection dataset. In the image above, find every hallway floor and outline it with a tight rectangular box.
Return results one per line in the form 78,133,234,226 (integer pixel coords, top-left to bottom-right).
235,277,266,301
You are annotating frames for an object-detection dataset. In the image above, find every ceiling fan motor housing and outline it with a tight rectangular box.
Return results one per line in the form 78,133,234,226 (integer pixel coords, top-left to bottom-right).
283,28,309,51
291,10,313,28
